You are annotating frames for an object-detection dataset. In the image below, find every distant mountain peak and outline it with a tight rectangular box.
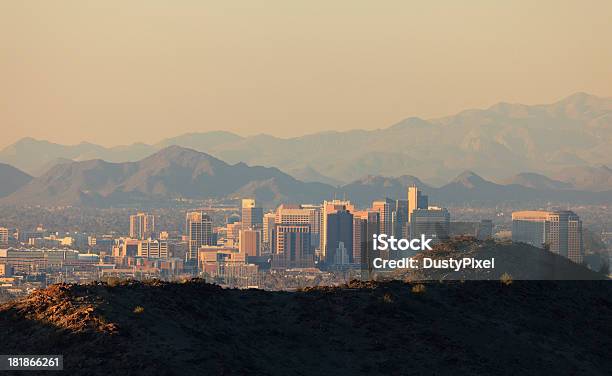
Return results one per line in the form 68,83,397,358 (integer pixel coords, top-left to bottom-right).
453,170,483,180
388,117,431,130
2,137,46,150
451,171,488,188
147,145,220,161
486,101,530,114
15,136,39,143
552,92,612,116
560,91,597,102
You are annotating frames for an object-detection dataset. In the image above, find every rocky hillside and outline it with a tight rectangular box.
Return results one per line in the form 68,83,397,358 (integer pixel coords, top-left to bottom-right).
0,279,610,375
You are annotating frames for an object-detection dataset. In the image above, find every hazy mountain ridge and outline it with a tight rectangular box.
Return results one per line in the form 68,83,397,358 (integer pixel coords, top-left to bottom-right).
0,146,334,207
339,171,612,206
1,148,611,208
2,93,610,186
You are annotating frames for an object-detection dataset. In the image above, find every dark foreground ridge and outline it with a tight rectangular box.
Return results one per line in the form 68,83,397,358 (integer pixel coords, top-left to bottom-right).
0,279,611,375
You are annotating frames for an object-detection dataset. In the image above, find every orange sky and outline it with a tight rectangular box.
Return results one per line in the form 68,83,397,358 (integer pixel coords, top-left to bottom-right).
1,1,611,148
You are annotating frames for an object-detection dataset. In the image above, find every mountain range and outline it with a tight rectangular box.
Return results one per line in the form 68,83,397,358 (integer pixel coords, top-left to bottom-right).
0,146,333,207
1,92,611,186
337,171,612,206
0,146,610,207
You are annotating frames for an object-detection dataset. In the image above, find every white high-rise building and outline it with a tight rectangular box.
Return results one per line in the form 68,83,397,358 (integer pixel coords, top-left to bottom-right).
129,213,155,240
275,204,321,253
186,211,213,261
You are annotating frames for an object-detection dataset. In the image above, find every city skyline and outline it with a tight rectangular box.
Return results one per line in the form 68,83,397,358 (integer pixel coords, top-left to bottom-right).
0,188,599,290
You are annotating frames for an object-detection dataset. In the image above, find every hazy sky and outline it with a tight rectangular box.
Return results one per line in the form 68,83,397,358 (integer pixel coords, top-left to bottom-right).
1,1,611,148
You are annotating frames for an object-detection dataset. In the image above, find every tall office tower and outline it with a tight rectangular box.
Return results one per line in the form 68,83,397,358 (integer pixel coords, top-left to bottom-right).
129,212,155,240
560,212,583,264
410,207,450,244
326,209,354,265
262,213,276,251
274,204,318,252
273,224,313,269
300,204,322,249
371,198,394,235
275,204,310,224
239,229,261,257
138,239,169,259
512,210,583,264
241,199,263,230
407,186,429,223
393,199,409,238
0,227,8,247
353,210,380,264
320,200,355,260
185,211,213,261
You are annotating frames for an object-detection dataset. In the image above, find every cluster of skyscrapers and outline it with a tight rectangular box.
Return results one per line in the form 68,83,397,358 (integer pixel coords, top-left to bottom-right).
182,186,452,273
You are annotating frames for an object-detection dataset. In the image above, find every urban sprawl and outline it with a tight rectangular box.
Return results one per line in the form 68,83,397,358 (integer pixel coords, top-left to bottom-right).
0,186,605,298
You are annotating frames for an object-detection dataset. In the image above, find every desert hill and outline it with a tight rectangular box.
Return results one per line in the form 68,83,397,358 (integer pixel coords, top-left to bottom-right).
0,276,610,375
